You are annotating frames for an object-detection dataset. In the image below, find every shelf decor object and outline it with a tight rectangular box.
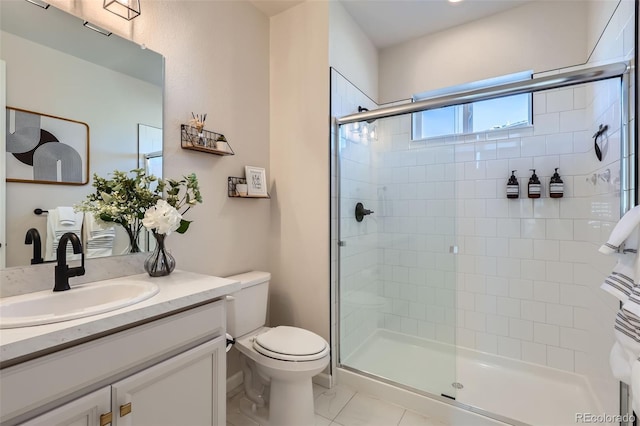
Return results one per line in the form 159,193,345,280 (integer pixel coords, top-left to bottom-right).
245,166,268,197
180,125,235,156
228,177,270,198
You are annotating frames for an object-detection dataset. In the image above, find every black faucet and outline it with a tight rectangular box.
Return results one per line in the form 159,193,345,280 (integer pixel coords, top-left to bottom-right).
25,228,44,265
54,232,85,292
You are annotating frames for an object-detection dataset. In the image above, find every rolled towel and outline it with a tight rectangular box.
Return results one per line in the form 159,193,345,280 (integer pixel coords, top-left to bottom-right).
44,209,83,261
600,205,640,254
57,207,76,225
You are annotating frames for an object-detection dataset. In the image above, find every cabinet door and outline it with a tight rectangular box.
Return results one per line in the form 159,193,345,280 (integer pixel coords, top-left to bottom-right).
19,387,111,426
111,336,226,426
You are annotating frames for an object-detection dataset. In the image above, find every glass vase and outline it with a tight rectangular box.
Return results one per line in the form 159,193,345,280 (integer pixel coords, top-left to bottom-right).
125,226,141,253
144,232,176,277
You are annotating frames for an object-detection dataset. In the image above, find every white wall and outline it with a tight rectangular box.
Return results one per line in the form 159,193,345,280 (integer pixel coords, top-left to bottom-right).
43,0,271,278
2,31,161,266
329,1,379,103
378,1,588,103
269,1,331,341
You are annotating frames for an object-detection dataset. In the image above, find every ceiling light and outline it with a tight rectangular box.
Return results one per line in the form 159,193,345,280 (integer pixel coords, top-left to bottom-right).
83,21,112,37
448,0,463,3
24,0,49,9
103,0,141,21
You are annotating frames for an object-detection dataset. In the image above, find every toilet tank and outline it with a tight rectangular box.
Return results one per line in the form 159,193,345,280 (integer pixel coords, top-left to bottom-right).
225,271,270,338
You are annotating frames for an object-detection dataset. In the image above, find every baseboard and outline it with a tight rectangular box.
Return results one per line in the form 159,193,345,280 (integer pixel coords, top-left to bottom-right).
227,371,243,394
313,372,333,389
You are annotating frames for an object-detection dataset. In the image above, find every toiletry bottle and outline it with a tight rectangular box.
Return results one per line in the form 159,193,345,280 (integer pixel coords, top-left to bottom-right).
549,168,564,198
528,169,541,198
507,170,519,199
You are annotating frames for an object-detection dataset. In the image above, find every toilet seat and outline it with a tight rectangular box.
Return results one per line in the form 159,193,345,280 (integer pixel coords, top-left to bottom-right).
253,326,329,361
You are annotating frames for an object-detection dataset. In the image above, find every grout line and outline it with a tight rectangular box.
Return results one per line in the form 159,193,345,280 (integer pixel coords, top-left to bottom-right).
332,389,358,422
397,409,408,426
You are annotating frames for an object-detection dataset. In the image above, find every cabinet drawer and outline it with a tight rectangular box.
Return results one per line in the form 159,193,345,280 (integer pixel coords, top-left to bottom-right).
1,300,225,425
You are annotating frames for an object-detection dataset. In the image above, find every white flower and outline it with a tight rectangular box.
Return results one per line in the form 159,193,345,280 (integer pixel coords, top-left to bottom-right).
143,199,182,235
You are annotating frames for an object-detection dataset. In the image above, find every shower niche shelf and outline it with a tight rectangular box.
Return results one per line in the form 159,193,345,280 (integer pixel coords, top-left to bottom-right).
181,124,234,156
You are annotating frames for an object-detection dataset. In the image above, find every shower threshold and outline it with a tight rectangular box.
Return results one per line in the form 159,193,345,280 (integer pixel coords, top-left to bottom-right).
340,329,608,426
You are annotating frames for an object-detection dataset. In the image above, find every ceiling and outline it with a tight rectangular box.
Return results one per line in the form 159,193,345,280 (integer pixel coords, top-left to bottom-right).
250,0,533,48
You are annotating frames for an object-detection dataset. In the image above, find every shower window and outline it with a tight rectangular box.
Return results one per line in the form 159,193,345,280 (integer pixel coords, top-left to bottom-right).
412,71,532,140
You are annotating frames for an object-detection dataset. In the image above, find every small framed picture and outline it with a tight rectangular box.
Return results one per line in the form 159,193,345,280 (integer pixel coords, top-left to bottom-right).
245,165,268,197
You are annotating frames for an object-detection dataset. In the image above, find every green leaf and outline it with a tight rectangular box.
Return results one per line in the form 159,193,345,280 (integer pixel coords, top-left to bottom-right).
176,219,192,234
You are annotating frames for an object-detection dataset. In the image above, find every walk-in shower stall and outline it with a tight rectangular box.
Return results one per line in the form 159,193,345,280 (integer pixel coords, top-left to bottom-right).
331,59,634,425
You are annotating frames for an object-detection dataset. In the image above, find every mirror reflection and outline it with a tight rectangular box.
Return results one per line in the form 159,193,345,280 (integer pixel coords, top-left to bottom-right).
1,0,163,268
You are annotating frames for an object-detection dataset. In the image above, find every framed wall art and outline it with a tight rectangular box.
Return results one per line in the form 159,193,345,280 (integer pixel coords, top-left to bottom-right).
244,165,268,197
6,107,89,185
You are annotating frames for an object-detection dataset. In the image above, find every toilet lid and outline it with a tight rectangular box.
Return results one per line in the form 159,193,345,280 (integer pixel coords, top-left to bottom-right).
254,326,328,361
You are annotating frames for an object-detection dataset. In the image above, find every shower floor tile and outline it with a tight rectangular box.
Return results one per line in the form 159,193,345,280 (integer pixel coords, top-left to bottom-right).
226,383,450,426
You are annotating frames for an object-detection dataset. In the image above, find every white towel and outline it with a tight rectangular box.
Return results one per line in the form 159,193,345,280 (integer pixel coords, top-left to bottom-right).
610,341,633,384
599,204,640,254
83,213,116,259
633,359,640,414
600,205,640,395
600,228,639,303
57,206,76,225
45,208,84,261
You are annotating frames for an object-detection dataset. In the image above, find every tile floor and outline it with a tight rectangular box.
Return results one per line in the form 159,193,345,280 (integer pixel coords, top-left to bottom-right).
227,383,450,426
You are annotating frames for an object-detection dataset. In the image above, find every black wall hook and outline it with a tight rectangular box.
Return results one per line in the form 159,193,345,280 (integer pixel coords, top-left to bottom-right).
593,124,608,161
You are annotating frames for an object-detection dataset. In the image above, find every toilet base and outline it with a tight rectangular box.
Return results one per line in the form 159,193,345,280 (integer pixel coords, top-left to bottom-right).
269,377,315,426
238,378,316,426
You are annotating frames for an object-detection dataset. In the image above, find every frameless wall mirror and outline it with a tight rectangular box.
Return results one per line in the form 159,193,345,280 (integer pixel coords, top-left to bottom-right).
1,0,164,268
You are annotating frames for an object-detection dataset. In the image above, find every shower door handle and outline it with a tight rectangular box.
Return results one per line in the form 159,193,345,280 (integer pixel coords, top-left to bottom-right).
355,202,374,222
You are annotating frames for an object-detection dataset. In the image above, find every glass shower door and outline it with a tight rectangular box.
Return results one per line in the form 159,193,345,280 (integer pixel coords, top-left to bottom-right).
337,114,458,399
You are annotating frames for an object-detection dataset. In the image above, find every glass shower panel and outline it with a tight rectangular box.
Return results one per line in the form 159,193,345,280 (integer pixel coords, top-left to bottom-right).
338,113,458,399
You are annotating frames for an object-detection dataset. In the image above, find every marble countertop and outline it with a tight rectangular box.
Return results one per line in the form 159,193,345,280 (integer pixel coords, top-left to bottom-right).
0,271,241,367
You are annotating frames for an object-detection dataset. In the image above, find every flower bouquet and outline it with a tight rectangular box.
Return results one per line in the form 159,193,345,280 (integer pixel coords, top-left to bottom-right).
77,169,202,276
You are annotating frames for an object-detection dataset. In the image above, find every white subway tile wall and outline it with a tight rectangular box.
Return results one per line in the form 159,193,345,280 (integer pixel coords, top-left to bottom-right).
331,70,380,360
332,73,626,413
374,79,621,377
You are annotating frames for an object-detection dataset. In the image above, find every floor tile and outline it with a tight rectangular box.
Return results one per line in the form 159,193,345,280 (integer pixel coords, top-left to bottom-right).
315,414,333,426
227,393,259,426
398,410,448,426
333,393,405,426
314,383,330,399
314,384,356,420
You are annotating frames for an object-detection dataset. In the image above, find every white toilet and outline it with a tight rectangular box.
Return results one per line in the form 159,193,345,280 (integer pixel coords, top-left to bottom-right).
226,271,330,426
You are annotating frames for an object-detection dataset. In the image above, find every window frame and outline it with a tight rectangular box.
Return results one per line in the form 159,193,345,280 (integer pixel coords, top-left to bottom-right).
411,71,533,141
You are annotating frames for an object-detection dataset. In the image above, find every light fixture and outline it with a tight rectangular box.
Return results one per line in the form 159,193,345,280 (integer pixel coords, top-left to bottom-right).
24,0,50,9
348,106,377,144
83,21,112,37
103,0,141,21
448,0,463,2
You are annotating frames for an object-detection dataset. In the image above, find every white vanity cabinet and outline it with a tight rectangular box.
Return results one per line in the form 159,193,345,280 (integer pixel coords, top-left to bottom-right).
110,336,225,426
18,388,111,426
1,299,228,426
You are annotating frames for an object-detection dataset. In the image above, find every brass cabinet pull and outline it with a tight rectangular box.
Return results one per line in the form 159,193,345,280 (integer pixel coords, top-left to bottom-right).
120,402,132,417
99,412,113,426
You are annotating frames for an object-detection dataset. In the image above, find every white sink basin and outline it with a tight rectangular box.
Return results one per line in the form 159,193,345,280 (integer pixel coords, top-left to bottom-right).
0,280,160,329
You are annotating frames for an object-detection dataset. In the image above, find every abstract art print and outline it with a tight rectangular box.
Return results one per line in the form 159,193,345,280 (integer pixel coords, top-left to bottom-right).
6,107,89,185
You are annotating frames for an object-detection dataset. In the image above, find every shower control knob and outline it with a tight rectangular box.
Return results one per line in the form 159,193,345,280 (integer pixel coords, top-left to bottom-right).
355,202,374,222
